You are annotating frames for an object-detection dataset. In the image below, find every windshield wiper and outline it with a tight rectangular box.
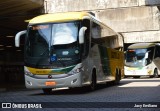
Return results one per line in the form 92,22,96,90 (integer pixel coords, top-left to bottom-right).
35,49,49,66
40,49,49,56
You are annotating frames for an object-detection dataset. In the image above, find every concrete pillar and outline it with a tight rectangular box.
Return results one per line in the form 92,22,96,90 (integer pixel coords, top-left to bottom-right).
44,0,160,13
96,6,160,32
44,0,140,13
123,30,160,43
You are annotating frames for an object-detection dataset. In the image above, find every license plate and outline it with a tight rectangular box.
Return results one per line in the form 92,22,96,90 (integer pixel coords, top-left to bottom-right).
45,81,56,86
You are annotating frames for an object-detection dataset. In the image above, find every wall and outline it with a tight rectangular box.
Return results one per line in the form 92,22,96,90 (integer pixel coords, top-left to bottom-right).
44,0,160,12
44,0,160,43
96,6,160,32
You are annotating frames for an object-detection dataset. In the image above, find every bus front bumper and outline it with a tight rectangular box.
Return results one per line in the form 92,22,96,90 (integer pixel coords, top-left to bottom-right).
25,73,82,89
124,67,152,76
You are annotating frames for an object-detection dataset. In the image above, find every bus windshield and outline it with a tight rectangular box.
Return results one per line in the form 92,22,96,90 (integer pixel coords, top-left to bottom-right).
125,49,147,67
25,21,80,68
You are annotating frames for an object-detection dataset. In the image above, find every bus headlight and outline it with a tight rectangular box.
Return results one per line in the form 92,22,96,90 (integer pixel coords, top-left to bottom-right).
25,71,34,76
69,67,84,75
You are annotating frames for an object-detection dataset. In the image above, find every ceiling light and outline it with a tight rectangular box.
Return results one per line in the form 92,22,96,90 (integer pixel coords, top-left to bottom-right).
6,36,14,38
6,46,13,48
0,45,4,47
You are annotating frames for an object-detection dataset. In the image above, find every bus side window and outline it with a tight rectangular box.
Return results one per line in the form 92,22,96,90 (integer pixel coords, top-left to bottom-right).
82,19,90,57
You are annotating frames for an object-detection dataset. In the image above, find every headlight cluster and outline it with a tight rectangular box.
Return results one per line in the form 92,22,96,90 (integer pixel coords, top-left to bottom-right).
69,67,84,75
25,71,34,77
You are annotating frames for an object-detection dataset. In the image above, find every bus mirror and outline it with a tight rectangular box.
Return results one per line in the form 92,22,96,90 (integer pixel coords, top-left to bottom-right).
79,27,87,44
15,30,27,47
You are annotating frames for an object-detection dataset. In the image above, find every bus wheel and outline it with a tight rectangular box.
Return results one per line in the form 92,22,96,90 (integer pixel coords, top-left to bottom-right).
133,76,140,79
42,88,52,94
114,69,120,85
124,75,128,78
90,71,97,91
153,68,158,78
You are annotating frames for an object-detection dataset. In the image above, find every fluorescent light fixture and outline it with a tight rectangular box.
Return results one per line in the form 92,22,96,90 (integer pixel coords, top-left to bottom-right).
6,36,14,38
0,45,4,47
6,46,13,48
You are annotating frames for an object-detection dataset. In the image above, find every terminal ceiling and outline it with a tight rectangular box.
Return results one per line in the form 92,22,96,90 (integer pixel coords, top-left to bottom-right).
0,0,44,52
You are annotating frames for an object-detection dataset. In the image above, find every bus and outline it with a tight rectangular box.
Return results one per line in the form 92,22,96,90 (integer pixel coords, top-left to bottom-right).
125,43,160,78
15,12,124,93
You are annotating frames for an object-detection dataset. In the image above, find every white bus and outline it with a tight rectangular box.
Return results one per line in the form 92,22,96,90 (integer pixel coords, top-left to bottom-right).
125,43,160,78
15,12,124,94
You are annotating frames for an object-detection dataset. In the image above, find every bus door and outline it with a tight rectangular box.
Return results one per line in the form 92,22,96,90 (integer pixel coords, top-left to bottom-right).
81,19,91,82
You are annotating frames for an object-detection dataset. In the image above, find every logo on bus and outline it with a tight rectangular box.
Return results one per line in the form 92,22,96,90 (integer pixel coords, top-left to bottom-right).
50,55,57,62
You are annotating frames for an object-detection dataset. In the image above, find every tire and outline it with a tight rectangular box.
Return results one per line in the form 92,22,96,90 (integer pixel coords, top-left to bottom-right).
133,76,140,79
90,71,97,91
114,69,120,85
153,68,158,78
124,75,128,78
42,88,52,94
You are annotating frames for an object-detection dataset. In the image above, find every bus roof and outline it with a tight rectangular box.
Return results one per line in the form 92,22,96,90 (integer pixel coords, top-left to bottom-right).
128,43,157,49
29,12,92,24
28,11,118,38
